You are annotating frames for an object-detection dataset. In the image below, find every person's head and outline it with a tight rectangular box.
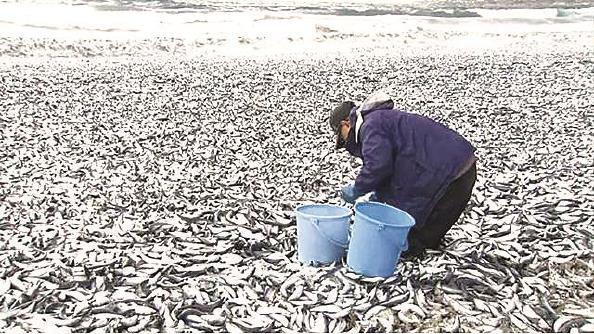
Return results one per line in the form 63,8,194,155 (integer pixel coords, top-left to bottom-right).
329,101,356,149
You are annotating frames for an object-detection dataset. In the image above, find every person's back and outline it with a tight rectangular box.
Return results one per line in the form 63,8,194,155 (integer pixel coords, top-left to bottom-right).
363,108,474,180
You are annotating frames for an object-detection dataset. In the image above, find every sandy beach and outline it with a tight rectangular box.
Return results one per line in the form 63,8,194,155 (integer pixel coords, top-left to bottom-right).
1,0,593,331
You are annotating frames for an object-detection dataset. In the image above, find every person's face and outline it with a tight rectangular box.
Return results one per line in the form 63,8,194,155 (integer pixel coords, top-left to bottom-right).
340,119,350,142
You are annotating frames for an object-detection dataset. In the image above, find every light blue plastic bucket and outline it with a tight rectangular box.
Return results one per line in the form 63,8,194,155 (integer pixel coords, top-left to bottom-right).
295,204,351,265
347,202,415,278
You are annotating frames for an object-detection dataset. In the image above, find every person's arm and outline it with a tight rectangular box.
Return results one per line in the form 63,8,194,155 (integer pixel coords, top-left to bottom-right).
354,124,394,194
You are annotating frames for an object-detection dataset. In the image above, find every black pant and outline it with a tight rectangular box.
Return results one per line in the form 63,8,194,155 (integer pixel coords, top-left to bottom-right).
407,163,477,254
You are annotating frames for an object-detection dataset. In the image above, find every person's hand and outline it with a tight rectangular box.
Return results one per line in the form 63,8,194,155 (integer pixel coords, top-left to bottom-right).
341,184,364,204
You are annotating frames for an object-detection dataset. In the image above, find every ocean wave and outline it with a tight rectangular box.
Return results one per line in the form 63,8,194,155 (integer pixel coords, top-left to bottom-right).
195,5,484,19
184,19,208,24
1,1,593,44
86,0,594,13
555,8,588,17
0,19,142,32
330,8,481,18
254,15,300,22
294,6,326,12
92,0,210,11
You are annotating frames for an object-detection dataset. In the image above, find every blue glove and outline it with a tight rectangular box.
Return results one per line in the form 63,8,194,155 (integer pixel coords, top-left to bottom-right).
341,184,364,204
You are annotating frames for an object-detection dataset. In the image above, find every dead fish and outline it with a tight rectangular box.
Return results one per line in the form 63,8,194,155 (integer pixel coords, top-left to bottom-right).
3,52,593,334
327,307,352,320
224,321,244,333
126,316,152,333
268,313,290,328
176,300,225,319
325,288,339,304
232,315,274,332
381,292,409,307
202,314,226,326
553,316,586,333
509,313,529,331
288,285,304,301
395,303,425,323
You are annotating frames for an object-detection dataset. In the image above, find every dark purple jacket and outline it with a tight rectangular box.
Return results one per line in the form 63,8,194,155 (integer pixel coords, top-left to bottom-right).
345,103,475,228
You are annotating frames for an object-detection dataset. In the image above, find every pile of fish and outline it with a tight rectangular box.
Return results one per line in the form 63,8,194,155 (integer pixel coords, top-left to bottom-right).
0,50,593,332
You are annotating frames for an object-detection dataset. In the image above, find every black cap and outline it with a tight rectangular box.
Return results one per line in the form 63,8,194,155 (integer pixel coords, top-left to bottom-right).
330,101,355,149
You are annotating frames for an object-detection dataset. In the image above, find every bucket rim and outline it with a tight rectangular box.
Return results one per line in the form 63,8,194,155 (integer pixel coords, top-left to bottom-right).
354,201,415,228
295,203,351,220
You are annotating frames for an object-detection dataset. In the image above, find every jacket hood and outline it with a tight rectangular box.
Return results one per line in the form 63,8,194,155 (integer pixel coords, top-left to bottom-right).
354,91,394,143
357,91,394,115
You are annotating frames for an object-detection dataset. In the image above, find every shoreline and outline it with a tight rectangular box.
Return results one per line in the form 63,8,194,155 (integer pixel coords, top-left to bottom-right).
1,30,593,60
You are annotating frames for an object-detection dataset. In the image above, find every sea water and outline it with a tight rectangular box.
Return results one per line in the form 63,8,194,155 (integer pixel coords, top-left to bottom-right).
0,0,592,55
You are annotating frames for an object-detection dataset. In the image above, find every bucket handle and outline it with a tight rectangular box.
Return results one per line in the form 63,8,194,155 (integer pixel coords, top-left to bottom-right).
375,223,411,251
310,218,349,249
376,223,407,231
